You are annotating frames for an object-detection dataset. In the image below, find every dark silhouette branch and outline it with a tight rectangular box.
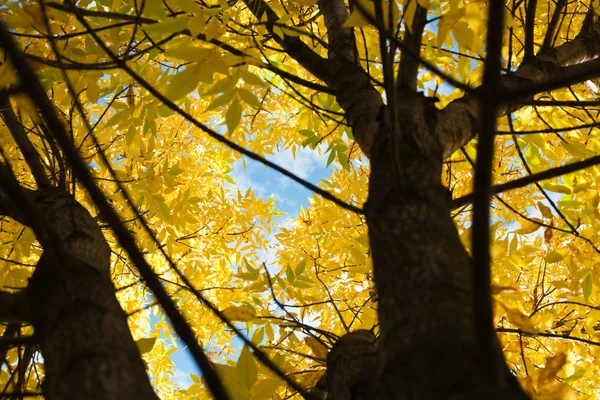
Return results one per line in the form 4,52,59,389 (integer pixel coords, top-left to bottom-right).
452,153,600,208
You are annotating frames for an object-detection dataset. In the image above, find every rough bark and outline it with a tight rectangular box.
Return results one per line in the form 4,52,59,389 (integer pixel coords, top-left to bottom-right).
1,1,599,399
0,187,157,400
314,4,600,400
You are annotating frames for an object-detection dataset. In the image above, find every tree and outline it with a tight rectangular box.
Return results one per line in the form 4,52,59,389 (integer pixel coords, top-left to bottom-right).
1,0,600,398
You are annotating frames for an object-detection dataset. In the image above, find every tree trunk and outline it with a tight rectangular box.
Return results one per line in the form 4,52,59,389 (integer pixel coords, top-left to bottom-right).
0,187,157,400
362,96,526,399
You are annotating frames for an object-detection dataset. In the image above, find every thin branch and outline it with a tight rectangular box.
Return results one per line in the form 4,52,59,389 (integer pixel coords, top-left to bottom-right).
542,0,567,48
396,3,427,91
470,0,505,382
242,0,333,83
452,153,600,208
498,327,600,347
0,96,51,188
524,0,537,58
38,7,321,397
66,6,361,214
0,17,231,400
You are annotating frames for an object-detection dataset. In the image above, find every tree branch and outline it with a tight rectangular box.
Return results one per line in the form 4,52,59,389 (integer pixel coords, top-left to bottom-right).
451,153,600,208
396,3,428,92
0,96,51,188
242,0,333,84
542,0,566,49
43,2,333,94
0,165,32,226
524,0,537,58
318,0,356,63
0,291,32,324
436,10,600,158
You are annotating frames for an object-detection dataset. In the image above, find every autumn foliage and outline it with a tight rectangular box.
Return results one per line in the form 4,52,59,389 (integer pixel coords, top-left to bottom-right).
1,0,600,399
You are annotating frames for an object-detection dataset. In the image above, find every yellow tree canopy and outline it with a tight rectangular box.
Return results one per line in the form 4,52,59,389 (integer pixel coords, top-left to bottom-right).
1,0,600,399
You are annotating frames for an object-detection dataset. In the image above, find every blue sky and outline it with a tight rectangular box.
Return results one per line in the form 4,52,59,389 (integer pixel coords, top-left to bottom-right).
166,145,333,389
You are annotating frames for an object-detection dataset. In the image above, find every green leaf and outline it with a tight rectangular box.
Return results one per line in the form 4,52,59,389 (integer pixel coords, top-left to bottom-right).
206,90,236,111
295,259,307,275
168,166,184,175
286,264,295,283
583,274,593,302
240,69,268,87
326,148,337,167
290,280,312,289
238,88,261,108
126,125,137,145
166,64,201,101
205,77,238,95
237,345,258,390
142,0,167,19
135,337,157,354
338,151,350,169
226,98,242,133
564,369,588,382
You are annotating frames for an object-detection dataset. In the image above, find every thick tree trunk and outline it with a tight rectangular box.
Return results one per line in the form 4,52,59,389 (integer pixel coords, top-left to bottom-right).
0,187,157,400
362,96,526,399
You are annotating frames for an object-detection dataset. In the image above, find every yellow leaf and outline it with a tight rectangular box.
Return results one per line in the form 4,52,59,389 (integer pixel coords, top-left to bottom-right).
343,0,374,27
542,183,571,194
349,245,367,266
166,64,201,101
143,16,190,34
237,345,258,390
545,249,567,263
238,88,261,108
0,60,17,89
403,0,417,32
490,283,519,295
514,218,543,234
226,98,242,133
499,302,536,332
87,81,100,103
531,313,555,331
250,379,282,400
126,84,135,111
304,337,328,360
538,353,567,388
289,0,317,4
458,56,470,82
222,305,255,322
537,202,553,219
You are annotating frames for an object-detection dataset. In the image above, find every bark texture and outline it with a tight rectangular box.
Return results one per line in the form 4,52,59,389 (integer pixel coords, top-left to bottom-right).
0,186,157,400
308,3,600,400
1,1,599,399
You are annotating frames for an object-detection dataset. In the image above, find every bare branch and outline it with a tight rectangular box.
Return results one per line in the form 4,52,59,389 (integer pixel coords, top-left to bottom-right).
397,3,428,92
0,97,51,188
452,153,600,208
524,0,537,58
470,0,505,383
242,0,333,83
542,0,566,49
